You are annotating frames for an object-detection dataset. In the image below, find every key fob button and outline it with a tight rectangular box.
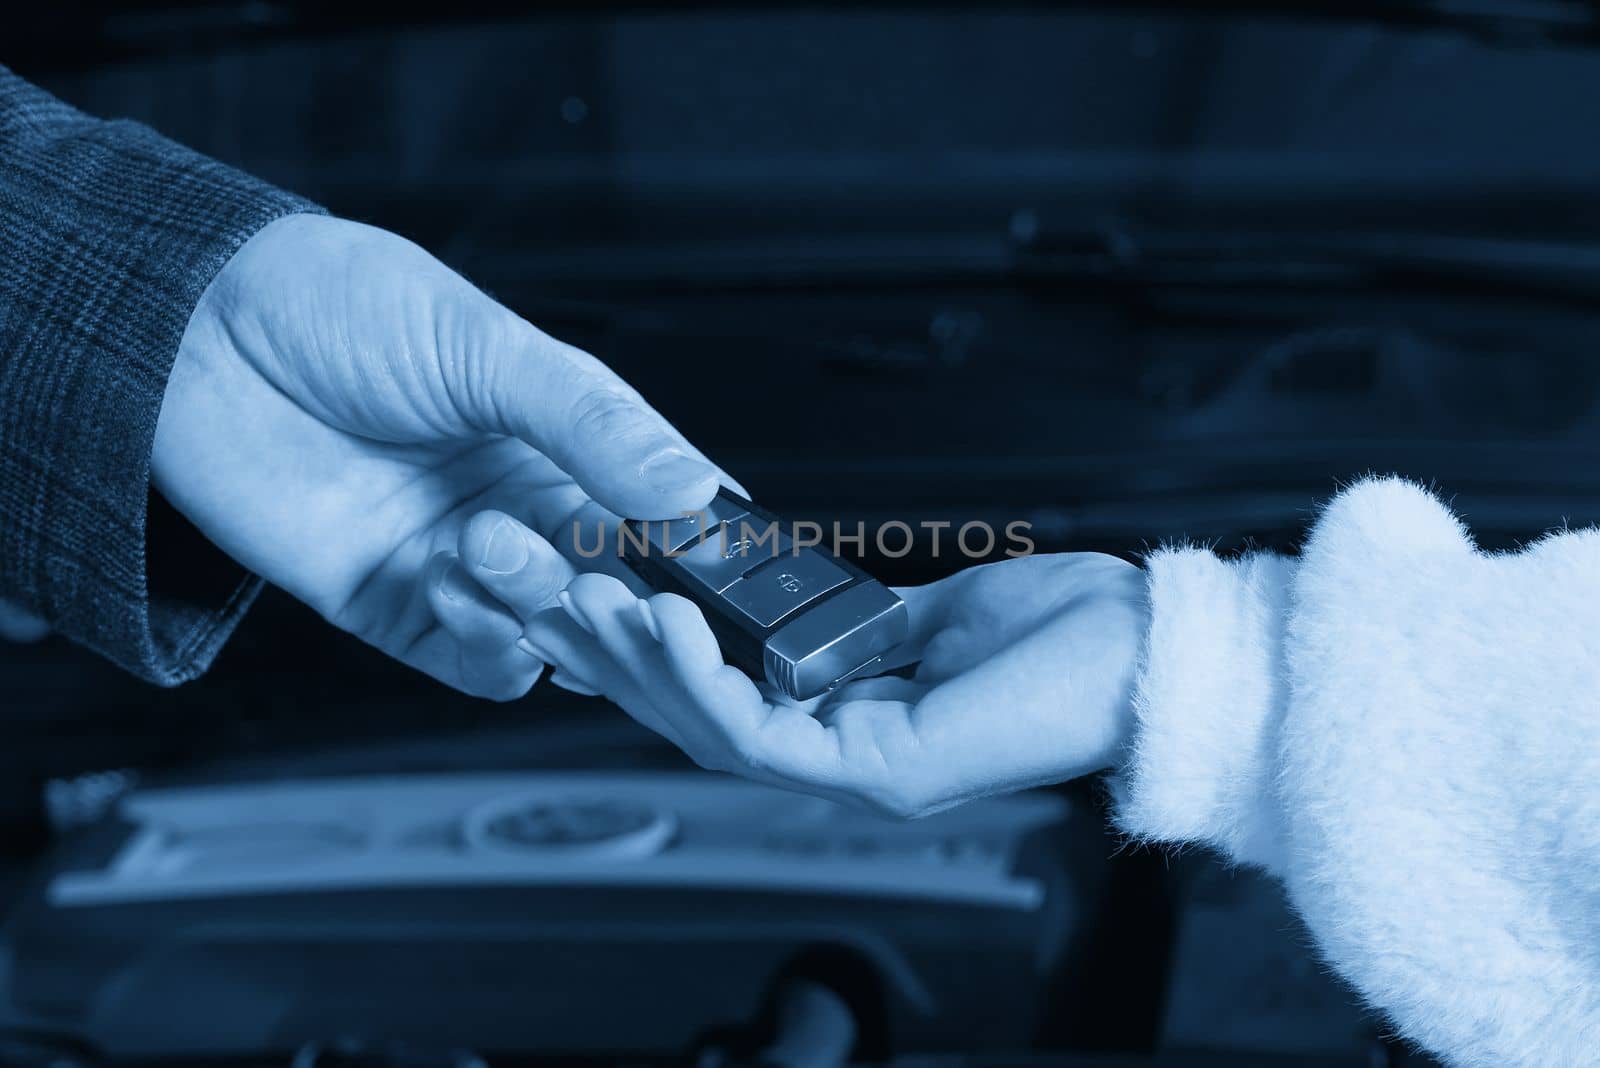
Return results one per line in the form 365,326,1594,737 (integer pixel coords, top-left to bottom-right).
678,525,794,593
724,551,849,627
643,496,750,553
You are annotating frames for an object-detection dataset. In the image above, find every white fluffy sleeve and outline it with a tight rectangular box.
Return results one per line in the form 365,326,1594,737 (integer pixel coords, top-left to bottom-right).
1111,477,1600,1068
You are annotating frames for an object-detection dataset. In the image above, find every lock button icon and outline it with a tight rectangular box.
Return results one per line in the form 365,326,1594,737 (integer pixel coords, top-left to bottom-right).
723,551,850,627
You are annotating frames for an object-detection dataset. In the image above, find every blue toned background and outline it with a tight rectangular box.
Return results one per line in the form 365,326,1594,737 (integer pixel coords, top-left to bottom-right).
7,4,1600,1064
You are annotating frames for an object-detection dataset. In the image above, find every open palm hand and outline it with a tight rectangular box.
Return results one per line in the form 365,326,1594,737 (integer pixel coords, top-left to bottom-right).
497,551,1149,815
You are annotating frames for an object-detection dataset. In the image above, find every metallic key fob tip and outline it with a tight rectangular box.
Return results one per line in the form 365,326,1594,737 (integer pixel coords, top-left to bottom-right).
620,489,908,701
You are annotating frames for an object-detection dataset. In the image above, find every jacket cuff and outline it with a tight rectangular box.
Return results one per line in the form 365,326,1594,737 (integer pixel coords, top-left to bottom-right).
1108,548,1296,871
0,68,322,685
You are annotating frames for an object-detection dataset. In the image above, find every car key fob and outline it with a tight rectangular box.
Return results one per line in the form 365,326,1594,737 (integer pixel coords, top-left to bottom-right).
619,488,908,701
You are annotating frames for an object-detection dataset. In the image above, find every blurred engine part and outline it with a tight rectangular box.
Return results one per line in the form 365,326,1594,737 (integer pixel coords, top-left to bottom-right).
0,772,1102,1062
758,979,858,1068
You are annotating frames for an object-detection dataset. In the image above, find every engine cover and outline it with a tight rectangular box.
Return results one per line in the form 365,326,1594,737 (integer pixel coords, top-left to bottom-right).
0,772,1094,1061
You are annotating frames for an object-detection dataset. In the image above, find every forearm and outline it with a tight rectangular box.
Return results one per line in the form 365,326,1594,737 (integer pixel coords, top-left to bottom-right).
0,66,321,683
1112,477,1600,1067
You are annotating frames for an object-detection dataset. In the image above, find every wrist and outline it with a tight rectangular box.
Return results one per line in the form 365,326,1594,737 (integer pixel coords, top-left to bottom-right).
1075,556,1151,777
151,284,235,510
150,212,309,499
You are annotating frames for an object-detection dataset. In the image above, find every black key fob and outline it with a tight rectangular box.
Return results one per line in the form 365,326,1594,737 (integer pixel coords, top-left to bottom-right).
620,489,908,701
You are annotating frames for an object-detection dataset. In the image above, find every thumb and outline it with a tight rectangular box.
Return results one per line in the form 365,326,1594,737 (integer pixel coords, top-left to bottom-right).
459,315,723,519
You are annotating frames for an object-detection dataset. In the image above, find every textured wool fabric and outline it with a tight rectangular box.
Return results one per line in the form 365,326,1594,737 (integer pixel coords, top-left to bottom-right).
1114,476,1600,1067
0,66,322,684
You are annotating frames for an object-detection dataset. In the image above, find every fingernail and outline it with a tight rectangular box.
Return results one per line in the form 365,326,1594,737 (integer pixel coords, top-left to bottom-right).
640,449,716,494
558,590,596,635
636,600,662,641
550,670,601,696
479,520,529,575
439,566,475,604
516,636,551,661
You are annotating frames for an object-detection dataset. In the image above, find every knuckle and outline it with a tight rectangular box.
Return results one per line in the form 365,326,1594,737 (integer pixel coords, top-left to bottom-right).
525,564,569,604
508,550,566,601
568,386,647,445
